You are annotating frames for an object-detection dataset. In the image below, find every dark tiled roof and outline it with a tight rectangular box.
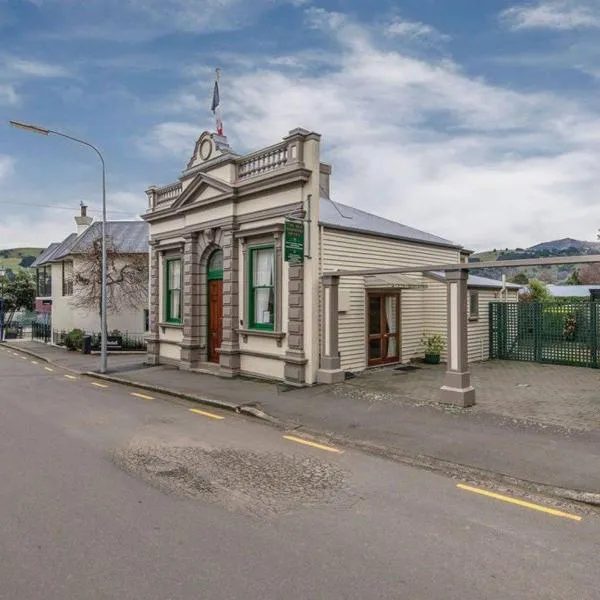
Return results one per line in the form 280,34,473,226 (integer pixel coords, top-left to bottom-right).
31,242,60,268
319,197,461,249
53,221,148,260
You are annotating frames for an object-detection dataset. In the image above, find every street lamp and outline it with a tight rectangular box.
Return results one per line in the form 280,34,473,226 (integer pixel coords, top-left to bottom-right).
9,120,108,373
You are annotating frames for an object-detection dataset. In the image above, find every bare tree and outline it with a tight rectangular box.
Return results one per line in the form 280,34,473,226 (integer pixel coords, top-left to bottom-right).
72,235,148,329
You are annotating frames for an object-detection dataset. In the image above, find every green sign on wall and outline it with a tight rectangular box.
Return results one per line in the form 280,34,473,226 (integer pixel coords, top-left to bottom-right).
284,220,305,263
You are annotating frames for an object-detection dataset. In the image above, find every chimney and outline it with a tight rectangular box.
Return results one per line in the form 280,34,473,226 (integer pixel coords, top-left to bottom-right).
75,201,93,235
319,163,332,199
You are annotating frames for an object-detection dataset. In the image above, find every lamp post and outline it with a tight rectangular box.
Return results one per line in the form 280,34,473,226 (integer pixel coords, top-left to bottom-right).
9,120,108,373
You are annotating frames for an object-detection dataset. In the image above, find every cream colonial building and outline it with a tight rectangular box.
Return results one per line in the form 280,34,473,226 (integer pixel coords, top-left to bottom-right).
144,128,519,385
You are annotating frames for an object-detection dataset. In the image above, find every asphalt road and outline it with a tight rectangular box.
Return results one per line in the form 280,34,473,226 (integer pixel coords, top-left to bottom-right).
0,345,598,600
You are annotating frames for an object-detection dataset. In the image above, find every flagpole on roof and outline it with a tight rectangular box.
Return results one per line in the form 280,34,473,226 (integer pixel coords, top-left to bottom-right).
211,67,224,136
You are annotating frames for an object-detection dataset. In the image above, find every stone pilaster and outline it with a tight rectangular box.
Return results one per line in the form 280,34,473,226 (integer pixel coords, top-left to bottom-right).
439,269,475,407
180,233,201,369
284,263,306,384
317,274,344,384
219,228,241,377
146,240,160,366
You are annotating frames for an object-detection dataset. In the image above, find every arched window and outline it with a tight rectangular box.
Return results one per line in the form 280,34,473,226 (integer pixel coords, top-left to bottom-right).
207,249,223,280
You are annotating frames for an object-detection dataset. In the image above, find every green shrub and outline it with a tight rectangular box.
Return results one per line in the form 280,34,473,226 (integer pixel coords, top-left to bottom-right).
65,328,84,351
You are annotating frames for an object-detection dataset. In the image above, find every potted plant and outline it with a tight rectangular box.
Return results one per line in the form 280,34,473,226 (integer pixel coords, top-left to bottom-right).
421,333,445,365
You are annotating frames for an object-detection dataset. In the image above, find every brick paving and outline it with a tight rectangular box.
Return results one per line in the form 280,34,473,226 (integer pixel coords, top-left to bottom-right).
339,360,600,432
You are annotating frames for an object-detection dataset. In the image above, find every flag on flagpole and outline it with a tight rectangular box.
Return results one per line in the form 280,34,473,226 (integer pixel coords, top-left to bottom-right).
211,69,223,136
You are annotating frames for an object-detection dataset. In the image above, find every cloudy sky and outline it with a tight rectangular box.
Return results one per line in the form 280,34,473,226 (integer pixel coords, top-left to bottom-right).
1,0,600,251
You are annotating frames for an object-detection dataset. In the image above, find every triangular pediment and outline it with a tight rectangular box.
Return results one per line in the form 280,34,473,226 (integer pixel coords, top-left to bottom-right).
172,172,234,210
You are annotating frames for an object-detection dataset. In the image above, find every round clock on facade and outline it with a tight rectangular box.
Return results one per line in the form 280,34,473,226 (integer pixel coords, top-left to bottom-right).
200,139,212,160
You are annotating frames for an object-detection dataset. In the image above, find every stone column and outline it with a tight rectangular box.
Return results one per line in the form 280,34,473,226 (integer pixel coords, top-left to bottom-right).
317,274,344,384
219,229,240,377
180,233,201,369
284,263,306,384
439,269,476,407
146,240,160,366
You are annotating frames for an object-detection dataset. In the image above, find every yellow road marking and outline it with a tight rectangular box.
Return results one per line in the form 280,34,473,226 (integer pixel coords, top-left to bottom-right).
31,360,38,365
91,382,108,389
64,374,77,380
189,408,225,420
456,484,582,521
131,392,154,401
44,367,54,372
283,435,343,454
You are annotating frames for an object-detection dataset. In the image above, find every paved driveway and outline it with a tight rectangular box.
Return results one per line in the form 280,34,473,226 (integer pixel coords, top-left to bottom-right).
339,361,600,432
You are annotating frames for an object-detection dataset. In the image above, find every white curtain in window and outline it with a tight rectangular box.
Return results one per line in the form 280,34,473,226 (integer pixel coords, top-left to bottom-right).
170,261,181,290
254,249,274,286
385,296,398,358
170,290,181,320
253,249,275,324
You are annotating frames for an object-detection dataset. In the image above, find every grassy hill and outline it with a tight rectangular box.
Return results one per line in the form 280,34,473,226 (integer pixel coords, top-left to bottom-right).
0,247,45,273
470,238,600,283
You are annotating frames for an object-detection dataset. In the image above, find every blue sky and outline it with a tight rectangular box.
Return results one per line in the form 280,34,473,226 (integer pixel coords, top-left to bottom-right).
1,0,600,250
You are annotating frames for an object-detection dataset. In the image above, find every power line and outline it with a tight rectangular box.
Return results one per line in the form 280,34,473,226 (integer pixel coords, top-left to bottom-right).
0,200,139,215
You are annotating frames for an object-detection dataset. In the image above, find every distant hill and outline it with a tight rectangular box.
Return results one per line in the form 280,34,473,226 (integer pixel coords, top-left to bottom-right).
470,238,600,283
0,247,45,274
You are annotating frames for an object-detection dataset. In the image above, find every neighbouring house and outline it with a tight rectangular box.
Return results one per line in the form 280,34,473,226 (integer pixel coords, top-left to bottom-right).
32,205,150,337
143,127,519,385
546,285,600,299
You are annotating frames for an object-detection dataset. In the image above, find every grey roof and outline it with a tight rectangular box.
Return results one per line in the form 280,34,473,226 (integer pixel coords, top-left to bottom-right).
31,243,60,268
319,197,461,249
430,271,522,290
36,234,78,266
53,221,148,260
547,285,600,298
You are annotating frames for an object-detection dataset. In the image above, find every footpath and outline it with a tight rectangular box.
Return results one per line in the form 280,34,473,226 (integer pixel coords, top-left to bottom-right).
4,340,600,506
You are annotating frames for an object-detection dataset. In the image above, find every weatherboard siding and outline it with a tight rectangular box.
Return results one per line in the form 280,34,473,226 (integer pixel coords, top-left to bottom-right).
322,228,461,371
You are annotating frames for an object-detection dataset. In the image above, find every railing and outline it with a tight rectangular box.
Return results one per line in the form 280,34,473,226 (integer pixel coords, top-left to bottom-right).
32,322,51,343
154,182,182,205
237,142,289,180
52,329,147,351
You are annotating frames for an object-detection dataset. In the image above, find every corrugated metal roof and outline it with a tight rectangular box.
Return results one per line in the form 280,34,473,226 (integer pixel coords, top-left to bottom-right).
31,242,60,268
53,221,148,260
364,273,426,289
547,285,600,297
319,197,461,249
429,271,522,290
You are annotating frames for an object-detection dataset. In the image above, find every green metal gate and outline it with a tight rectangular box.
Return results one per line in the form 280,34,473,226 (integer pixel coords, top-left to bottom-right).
489,302,600,368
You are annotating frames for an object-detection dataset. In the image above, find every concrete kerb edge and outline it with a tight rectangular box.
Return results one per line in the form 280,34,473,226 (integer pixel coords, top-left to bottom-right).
84,371,283,421
293,428,600,508
1,343,81,376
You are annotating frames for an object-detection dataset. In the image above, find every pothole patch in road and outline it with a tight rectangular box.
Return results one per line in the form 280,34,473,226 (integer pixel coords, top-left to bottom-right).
112,446,351,516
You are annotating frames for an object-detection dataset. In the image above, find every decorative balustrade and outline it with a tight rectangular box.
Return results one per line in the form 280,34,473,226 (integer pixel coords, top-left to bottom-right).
154,182,182,205
236,143,289,180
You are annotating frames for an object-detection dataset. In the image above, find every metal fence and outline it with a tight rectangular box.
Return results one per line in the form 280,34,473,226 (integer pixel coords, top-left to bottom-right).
31,325,146,351
489,301,600,368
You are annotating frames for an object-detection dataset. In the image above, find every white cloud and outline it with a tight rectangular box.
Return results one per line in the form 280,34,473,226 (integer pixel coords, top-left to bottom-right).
0,155,14,180
0,83,19,105
148,7,600,249
3,56,70,77
385,18,451,43
138,121,201,159
501,1,600,31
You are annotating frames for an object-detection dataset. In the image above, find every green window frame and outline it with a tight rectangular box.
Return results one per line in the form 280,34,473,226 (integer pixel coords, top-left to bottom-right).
248,245,275,331
164,258,183,323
